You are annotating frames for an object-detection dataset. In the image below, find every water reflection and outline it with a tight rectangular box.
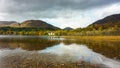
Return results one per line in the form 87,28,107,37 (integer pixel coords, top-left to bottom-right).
0,35,61,50
0,43,120,68
41,43,120,68
0,35,120,68
41,43,103,63
0,35,120,60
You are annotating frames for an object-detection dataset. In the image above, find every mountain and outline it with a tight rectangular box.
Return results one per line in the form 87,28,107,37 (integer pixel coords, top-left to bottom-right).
10,23,20,27
20,20,59,30
0,20,60,30
64,27,73,30
88,14,120,29
0,21,18,27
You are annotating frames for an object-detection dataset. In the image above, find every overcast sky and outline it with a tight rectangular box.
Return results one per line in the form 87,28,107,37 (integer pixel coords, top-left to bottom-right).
0,0,120,28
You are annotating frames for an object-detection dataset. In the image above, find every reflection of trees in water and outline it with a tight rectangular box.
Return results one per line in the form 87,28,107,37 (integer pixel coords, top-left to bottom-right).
0,38,60,50
62,40,120,60
0,36,120,60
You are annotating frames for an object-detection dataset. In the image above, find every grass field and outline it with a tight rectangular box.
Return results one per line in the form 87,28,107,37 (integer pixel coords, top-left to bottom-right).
62,36,120,41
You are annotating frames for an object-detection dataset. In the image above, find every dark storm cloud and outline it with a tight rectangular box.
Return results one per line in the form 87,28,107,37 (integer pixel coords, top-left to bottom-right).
1,0,120,13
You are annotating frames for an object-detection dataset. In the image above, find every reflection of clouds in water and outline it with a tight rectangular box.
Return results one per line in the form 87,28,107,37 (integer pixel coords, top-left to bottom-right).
0,49,26,58
40,43,120,68
40,43,103,63
0,43,120,68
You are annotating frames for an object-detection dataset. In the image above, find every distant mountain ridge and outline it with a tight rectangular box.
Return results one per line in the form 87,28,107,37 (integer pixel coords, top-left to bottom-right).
0,21,18,27
88,14,120,29
0,20,60,30
64,27,73,30
0,14,120,31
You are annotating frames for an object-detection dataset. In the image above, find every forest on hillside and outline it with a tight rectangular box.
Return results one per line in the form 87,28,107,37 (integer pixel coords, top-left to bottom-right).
0,26,119,36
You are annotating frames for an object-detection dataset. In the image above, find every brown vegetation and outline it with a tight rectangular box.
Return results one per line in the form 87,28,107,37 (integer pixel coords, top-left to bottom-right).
0,52,102,68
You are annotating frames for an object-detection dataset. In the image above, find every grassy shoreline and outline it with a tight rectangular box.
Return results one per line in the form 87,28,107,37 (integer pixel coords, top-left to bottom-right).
62,36,120,41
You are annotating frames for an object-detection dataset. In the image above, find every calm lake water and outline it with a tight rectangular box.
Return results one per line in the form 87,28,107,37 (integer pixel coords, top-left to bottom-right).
0,35,120,68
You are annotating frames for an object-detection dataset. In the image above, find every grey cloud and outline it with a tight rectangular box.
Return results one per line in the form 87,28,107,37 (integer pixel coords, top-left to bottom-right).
1,0,120,13
0,0,120,20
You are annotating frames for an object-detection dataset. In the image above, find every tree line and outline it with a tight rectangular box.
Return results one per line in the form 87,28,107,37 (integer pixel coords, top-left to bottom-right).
0,26,120,36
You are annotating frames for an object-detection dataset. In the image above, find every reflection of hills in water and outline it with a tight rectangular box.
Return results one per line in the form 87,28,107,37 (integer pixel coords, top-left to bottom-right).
0,43,120,68
0,35,120,60
41,43,120,68
0,36,61,50
63,39,120,60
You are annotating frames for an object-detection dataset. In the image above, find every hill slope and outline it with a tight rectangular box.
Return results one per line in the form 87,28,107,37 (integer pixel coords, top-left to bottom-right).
88,14,120,29
73,14,120,35
0,20,60,30
0,21,18,27
20,20,59,30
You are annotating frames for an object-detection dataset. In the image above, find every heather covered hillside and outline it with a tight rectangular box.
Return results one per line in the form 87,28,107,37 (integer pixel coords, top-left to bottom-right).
73,14,120,36
88,14,120,29
0,20,59,30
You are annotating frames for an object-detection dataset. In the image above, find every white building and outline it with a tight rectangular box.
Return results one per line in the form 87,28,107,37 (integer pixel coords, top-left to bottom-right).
48,32,55,36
